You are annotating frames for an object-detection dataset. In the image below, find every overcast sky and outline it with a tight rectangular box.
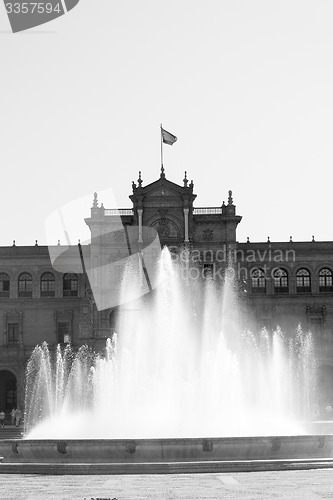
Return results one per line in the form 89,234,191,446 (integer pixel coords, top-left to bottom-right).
0,1,332,246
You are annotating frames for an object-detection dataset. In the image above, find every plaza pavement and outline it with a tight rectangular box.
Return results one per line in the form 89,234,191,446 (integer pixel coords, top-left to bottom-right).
1,469,333,500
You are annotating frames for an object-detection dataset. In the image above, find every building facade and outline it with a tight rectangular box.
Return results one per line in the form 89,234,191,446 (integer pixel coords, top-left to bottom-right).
0,169,332,416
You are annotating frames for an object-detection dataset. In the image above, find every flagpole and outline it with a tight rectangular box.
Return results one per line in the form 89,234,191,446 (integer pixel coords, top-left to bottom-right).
160,123,164,172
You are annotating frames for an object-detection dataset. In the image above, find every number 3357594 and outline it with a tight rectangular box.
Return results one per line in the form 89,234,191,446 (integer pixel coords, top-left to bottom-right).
5,3,62,14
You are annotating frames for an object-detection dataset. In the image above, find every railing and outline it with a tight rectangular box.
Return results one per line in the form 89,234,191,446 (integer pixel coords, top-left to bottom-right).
105,208,224,215
296,286,312,293
18,291,32,298
63,290,78,297
193,207,222,215
104,209,133,216
40,290,55,298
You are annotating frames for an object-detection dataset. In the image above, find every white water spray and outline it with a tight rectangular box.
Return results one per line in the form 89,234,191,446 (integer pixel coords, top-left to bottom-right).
24,248,315,439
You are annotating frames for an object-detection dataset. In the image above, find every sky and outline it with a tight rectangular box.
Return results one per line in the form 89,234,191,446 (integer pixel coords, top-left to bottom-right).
0,1,333,246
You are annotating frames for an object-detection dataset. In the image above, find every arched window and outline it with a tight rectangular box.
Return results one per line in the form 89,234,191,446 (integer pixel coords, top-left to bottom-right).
63,273,78,297
319,268,333,292
40,272,55,297
18,272,32,297
296,268,311,293
273,268,289,293
109,308,120,334
251,268,266,293
0,273,10,297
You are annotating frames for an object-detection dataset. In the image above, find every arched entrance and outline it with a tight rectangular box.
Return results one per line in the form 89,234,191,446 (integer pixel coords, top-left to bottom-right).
317,365,333,417
0,370,17,413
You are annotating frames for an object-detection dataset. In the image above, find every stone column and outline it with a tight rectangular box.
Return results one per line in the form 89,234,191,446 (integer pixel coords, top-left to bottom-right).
138,209,143,243
183,208,189,243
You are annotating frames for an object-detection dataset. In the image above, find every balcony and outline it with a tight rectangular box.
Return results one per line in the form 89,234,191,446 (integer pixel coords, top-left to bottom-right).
296,286,312,294
18,291,32,298
274,287,289,294
251,287,267,294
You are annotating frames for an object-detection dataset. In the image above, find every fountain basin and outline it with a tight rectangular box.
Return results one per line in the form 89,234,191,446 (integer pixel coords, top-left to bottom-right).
1,435,333,464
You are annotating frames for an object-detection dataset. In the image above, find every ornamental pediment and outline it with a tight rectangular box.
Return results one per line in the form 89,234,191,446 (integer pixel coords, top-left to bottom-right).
148,188,174,197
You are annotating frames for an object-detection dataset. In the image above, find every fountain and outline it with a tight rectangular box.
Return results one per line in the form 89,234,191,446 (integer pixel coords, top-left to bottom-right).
1,248,333,473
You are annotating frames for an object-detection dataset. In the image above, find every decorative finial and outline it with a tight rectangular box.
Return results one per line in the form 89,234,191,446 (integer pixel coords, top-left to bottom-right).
58,240,60,246
138,171,143,187
189,179,194,189
312,235,315,242
13,240,15,246
35,240,38,246
222,201,225,206
93,192,98,208
132,180,137,191
160,165,165,178
290,236,293,242
247,237,250,243
267,236,270,243
228,190,233,205
183,171,188,187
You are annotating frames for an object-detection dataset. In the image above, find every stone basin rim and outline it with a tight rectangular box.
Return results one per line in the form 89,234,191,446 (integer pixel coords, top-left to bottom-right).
12,434,333,444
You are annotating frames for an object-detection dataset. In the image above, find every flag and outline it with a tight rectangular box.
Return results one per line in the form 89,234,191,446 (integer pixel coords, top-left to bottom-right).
161,127,177,145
